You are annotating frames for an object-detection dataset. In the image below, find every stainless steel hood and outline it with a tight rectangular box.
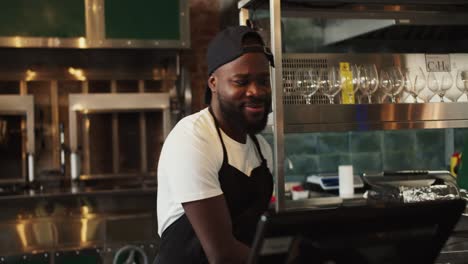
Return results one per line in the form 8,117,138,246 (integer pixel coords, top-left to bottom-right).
239,0,468,8
285,0,468,4
277,3,468,53
322,22,468,48
240,0,468,52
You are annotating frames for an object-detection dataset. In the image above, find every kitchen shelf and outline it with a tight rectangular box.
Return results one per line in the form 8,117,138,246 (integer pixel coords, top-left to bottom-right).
284,103,468,133
239,0,468,9
279,52,468,132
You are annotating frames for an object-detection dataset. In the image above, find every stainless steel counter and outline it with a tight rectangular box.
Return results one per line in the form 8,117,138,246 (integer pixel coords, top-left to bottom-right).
0,185,159,262
0,184,156,201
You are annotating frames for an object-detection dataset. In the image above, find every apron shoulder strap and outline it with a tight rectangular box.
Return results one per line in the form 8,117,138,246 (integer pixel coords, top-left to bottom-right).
208,107,228,164
249,134,266,163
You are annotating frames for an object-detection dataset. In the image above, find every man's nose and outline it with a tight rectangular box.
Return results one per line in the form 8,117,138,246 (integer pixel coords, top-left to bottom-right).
246,82,268,97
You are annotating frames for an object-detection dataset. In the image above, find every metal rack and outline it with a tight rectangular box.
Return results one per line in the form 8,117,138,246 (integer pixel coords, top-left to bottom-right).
0,62,182,186
68,92,171,181
238,0,468,212
0,95,34,184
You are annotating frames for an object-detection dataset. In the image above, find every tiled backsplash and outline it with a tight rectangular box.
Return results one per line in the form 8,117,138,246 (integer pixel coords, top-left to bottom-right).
263,128,468,182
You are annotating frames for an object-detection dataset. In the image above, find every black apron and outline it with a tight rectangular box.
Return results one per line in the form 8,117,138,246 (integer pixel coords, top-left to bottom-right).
155,109,273,264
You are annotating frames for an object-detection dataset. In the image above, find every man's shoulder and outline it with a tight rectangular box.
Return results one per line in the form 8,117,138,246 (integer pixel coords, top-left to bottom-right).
169,108,215,140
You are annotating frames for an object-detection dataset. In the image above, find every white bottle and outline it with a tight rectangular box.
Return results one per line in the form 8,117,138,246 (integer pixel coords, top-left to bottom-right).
339,165,354,198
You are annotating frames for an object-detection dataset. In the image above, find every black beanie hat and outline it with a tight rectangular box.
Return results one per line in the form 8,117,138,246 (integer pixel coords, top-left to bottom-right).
204,26,274,104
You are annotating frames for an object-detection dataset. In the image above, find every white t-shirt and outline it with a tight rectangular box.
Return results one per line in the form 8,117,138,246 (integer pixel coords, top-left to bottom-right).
157,108,273,236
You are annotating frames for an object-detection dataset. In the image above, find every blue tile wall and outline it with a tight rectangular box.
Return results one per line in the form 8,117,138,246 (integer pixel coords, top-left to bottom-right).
318,133,349,153
382,150,417,171
350,152,382,174
416,130,445,152
285,134,318,155
287,154,318,178
414,130,447,170
262,128,462,182
349,131,382,153
455,128,468,154
383,130,416,152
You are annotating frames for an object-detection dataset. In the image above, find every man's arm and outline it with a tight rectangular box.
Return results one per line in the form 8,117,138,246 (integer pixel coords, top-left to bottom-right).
183,195,250,264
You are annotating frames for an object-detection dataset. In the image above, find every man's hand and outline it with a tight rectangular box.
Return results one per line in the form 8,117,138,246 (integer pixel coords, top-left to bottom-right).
183,195,250,264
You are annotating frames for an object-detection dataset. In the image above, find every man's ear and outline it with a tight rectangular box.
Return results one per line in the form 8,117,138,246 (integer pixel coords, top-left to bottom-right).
208,75,217,94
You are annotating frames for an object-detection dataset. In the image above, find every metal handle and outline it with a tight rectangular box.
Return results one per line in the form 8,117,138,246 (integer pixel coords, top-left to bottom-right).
113,245,148,264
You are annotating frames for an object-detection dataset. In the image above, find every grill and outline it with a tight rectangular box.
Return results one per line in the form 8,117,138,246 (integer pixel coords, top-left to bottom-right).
282,56,330,104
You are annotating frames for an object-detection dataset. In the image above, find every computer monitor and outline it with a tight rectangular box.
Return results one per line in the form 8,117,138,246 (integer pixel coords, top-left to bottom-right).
248,199,465,264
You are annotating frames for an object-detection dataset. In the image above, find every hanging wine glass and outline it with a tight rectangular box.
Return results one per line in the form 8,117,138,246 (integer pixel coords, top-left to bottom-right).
380,67,402,103
358,65,369,103
440,72,454,101
404,67,426,103
389,67,405,103
456,69,468,101
418,86,435,103
445,87,463,102
293,69,308,104
318,66,342,104
379,69,392,102
427,72,439,101
428,72,453,102
367,64,380,103
307,69,320,104
350,64,361,103
359,64,379,103
298,69,319,104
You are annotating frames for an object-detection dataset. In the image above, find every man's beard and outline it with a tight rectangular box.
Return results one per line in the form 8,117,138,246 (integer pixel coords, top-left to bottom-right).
218,96,270,135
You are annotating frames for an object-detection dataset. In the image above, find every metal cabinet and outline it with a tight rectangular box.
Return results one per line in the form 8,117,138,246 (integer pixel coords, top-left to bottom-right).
0,0,189,49
238,0,468,212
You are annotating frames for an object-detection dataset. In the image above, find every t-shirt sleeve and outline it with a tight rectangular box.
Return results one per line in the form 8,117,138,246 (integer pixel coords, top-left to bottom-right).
158,120,223,204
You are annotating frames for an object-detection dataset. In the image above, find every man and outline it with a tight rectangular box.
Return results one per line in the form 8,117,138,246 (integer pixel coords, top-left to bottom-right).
155,26,274,264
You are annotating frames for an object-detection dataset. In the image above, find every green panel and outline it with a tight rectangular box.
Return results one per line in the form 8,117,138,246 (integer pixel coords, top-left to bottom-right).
0,0,85,37
105,0,180,40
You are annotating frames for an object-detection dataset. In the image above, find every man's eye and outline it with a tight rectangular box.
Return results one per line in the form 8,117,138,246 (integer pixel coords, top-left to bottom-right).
233,80,248,86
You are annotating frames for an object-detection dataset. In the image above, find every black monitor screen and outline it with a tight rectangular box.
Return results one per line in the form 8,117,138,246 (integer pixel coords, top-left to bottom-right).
248,200,465,264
